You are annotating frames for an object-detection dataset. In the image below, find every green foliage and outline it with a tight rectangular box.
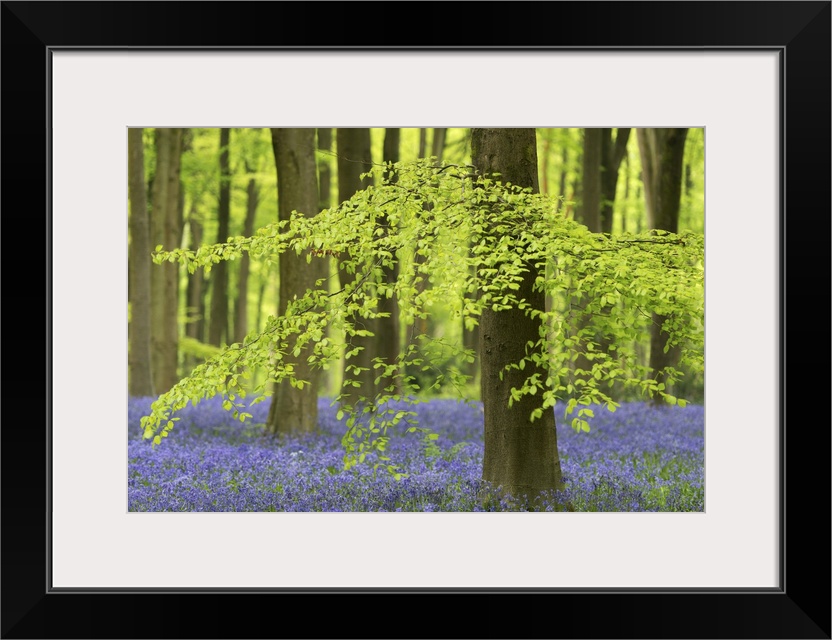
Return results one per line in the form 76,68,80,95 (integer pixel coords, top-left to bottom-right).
178,336,223,361
141,158,704,467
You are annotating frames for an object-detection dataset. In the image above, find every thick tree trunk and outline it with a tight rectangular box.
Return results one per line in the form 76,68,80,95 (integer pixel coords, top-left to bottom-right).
128,128,154,396
266,128,326,435
208,128,231,347
471,128,567,509
336,128,377,399
637,128,689,402
149,128,183,393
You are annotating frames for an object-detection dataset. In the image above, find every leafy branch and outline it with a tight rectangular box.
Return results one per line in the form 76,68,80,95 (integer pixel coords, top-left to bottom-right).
142,158,704,471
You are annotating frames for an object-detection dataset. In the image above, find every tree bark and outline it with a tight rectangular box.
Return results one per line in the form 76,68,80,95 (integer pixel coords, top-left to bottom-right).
149,127,183,393
600,128,631,235
336,128,377,399
208,128,231,347
184,206,206,371
413,129,447,340
471,128,567,509
580,128,602,233
558,133,569,206
418,128,427,159
128,128,154,396
636,128,689,402
317,128,332,212
377,127,402,394
266,128,326,434
316,128,336,396
431,127,447,161
234,174,258,345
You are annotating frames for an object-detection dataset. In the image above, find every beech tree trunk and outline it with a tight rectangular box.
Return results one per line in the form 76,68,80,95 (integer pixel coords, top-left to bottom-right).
208,128,231,347
472,128,568,509
149,127,183,393
316,128,336,395
580,127,602,233
128,128,154,396
317,128,332,212
378,127,402,394
431,127,447,161
234,173,258,344
574,128,631,379
636,128,689,402
600,128,631,235
266,128,326,434
184,206,206,371
413,128,447,340
336,128,377,399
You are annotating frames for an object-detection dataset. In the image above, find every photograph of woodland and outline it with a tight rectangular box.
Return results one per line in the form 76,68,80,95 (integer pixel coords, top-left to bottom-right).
128,127,704,513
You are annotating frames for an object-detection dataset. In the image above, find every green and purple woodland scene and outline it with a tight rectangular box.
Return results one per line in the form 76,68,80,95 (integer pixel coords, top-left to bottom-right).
128,127,704,512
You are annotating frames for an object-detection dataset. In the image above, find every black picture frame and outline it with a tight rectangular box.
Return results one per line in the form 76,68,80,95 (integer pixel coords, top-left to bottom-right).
2,2,829,638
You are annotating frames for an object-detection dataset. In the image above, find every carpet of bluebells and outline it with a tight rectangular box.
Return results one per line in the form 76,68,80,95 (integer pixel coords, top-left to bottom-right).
128,396,704,512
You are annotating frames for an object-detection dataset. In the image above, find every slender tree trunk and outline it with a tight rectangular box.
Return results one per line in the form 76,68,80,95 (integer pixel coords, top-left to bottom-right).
251,279,267,391
128,128,154,396
600,128,631,235
150,128,183,393
266,128,326,434
418,128,427,159
377,127,402,395
580,128,602,233
234,175,258,344
208,128,231,347
621,154,630,233
472,128,568,510
413,129,447,339
317,128,332,212
572,129,605,383
637,128,689,403
540,129,551,194
576,128,632,378
316,128,336,396
558,133,569,205
431,127,447,161
184,206,206,371
336,128,377,399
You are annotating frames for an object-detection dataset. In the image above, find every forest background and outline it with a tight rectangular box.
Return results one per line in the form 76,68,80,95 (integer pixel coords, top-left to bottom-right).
128,126,705,405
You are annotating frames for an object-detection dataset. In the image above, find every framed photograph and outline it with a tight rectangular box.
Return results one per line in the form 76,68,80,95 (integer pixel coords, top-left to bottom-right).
3,1,829,638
